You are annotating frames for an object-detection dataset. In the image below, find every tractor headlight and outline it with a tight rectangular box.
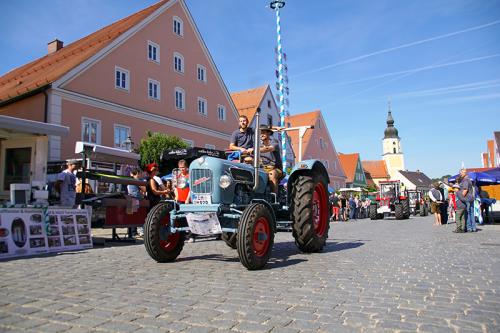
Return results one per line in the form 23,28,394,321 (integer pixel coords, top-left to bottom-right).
219,175,232,189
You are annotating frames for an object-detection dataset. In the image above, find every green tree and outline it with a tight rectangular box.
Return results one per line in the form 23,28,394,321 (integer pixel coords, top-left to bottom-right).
366,184,378,193
137,131,188,170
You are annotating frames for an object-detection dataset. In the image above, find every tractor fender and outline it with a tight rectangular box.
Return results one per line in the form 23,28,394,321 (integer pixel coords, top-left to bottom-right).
250,199,277,232
287,159,330,199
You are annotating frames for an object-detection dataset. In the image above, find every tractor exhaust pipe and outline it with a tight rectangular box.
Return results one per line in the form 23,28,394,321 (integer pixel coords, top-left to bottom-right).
252,108,261,191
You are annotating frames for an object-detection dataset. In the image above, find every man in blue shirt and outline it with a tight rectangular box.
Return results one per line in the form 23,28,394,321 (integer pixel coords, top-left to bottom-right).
229,115,254,162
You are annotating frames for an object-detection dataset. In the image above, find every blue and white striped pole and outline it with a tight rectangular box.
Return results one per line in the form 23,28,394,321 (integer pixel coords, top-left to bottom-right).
270,0,287,173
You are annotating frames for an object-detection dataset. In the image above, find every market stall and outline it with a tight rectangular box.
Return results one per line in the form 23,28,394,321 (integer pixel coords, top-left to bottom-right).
74,142,149,239
0,115,94,259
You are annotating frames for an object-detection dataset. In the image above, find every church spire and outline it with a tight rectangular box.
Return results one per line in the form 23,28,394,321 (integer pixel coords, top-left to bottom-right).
384,99,399,139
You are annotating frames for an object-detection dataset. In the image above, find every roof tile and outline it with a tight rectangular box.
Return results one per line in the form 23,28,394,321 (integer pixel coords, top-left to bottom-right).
338,153,360,183
230,85,268,121
362,160,389,179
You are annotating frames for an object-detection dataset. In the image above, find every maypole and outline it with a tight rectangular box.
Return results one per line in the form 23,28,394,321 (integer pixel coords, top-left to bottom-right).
270,0,288,173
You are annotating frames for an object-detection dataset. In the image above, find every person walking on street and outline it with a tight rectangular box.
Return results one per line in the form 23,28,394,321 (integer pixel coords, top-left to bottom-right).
429,183,443,226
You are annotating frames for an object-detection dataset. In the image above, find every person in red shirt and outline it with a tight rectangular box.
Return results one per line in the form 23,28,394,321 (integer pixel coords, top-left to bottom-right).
174,159,190,204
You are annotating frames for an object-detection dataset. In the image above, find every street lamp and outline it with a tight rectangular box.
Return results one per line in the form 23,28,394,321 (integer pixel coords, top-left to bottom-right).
123,136,134,152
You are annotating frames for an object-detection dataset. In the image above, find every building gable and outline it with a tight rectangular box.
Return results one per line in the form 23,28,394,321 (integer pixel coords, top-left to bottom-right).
287,110,346,188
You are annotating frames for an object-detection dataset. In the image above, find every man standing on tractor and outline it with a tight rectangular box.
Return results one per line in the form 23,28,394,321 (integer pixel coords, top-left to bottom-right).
258,125,283,194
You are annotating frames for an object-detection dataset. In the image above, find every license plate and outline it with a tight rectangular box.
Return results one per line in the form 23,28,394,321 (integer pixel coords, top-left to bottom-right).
186,213,221,235
192,194,212,205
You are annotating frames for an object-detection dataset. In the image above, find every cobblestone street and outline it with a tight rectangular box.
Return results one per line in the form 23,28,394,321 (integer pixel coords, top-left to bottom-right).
1,215,499,333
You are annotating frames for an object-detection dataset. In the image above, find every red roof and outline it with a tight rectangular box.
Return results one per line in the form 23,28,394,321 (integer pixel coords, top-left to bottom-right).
0,0,169,103
338,153,360,183
362,160,389,179
230,85,268,121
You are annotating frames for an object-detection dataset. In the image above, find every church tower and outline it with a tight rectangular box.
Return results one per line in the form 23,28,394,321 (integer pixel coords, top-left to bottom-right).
382,102,405,179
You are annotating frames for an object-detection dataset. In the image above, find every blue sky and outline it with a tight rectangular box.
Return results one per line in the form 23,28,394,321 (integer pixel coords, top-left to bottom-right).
1,0,499,178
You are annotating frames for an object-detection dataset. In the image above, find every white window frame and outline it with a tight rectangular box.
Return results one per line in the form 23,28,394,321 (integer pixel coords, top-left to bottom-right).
82,117,101,144
182,138,194,147
217,104,226,121
197,64,207,82
205,144,216,150
114,66,129,92
147,40,160,64
147,78,161,101
173,52,184,74
173,16,184,37
197,97,207,117
175,87,185,111
113,124,131,149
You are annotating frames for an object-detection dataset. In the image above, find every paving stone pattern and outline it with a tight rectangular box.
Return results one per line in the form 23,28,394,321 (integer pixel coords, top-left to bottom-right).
1,216,499,332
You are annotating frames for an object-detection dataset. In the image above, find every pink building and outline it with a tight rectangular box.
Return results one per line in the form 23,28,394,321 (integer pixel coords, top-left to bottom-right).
286,110,346,189
0,0,238,167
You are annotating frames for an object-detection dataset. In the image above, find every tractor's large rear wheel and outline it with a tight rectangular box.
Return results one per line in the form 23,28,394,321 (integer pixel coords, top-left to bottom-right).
395,203,404,220
144,202,185,262
237,203,275,270
369,204,378,220
222,232,237,249
291,174,329,253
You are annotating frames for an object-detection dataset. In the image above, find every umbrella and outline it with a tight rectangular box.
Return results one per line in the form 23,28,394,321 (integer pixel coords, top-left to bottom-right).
161,173,173,181
448,170,499,186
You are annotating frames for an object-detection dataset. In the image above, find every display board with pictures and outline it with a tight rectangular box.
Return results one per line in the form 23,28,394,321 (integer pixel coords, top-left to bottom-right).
0,208,92,259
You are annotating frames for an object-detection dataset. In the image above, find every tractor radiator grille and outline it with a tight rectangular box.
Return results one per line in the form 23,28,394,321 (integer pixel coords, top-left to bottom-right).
190,169,213,194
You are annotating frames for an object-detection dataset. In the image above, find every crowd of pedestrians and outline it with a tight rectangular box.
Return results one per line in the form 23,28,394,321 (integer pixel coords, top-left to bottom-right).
329,193,371,222
429,168,493,233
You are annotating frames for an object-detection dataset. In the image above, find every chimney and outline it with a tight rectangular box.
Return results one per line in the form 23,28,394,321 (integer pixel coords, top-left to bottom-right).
47,39,64,54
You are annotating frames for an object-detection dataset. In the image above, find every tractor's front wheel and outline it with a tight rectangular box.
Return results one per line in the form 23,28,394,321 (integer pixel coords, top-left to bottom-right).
237,203,275,270
144,202,185,262
291,174,329,253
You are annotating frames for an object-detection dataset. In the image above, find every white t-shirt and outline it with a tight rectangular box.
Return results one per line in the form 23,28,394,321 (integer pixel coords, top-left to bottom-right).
58,169,76,207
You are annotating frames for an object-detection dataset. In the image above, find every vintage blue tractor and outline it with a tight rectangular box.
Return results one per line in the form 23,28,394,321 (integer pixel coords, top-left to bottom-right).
143,114,330,270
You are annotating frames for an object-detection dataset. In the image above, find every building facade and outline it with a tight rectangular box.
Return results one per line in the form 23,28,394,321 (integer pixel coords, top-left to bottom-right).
338,153,367,188
0,0,239,194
